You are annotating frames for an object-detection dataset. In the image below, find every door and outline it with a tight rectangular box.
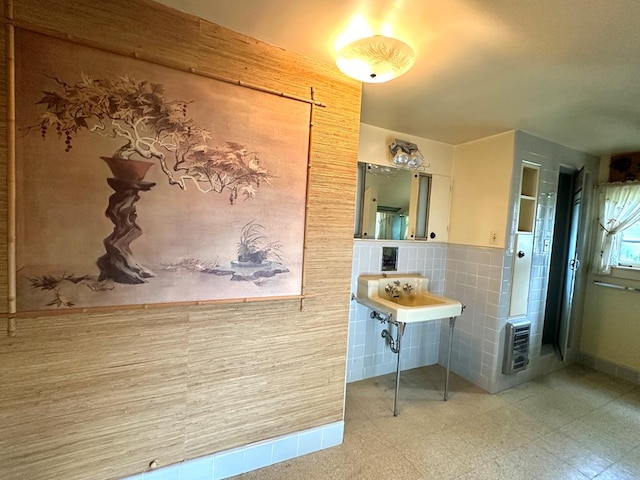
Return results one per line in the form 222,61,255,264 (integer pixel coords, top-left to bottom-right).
509,233,534,317
557,168,586,360
427,174,451,242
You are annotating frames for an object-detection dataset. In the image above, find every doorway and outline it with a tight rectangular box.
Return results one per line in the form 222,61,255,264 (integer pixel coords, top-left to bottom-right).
543,167,583,359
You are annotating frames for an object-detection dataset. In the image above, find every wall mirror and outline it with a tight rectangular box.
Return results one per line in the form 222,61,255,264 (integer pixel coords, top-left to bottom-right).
354,162,431,240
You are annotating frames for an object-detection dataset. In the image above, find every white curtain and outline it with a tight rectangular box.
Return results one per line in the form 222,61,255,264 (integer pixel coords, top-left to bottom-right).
593,183,640,274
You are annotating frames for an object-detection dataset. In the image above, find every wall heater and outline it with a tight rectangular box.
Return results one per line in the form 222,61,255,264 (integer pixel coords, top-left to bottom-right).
502,319,531,374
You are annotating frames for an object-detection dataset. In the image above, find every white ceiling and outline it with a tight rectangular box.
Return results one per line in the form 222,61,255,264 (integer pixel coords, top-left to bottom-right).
154,0,640,156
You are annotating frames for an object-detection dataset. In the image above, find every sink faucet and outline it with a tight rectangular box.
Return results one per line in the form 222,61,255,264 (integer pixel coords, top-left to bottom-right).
384,282,401,297
403,283,414,293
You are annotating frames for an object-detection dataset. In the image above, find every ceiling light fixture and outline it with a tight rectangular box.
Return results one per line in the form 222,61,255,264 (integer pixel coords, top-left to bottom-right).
336,35,415,83
389,139,426,169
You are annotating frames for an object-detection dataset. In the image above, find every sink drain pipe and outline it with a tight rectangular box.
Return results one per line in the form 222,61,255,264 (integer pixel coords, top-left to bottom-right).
381,322,403,354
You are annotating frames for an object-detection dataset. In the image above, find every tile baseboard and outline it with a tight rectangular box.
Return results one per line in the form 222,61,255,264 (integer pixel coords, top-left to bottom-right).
122,420,344,480
578,352,640,385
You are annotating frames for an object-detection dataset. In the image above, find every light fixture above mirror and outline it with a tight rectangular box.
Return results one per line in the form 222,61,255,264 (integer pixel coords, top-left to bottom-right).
389,139,426,169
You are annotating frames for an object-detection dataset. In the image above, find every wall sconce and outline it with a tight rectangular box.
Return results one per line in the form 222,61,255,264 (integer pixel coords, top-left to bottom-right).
389,139,426,169
336,35,415,83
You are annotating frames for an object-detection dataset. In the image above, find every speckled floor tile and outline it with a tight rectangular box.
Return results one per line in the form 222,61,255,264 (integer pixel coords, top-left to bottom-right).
459,443,589,480
232,365,639,480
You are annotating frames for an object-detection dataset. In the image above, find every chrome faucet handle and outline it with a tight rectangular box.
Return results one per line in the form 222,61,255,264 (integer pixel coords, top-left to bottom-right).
402,283,414,293
385,283,400,296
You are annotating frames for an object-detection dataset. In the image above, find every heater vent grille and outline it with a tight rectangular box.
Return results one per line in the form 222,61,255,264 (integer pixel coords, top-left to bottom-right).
503,320,531,374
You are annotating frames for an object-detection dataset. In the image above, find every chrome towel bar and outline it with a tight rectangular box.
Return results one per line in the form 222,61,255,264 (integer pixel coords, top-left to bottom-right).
593,280,640,292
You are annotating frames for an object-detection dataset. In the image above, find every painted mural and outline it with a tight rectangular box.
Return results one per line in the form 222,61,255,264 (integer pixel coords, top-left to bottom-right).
15,30,310,311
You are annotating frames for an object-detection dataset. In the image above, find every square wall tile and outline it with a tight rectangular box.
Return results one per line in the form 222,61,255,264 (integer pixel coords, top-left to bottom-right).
244,442,273,472
297,428,323,456
213,449,245,480
321,422,345,448
180,456,214,480
144,464,180,480
272,435,299,464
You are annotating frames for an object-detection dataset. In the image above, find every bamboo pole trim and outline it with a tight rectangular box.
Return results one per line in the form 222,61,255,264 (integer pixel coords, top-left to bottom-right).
299,86,316,312
12,293,318,318
7,316,16,336
7,21,17,334
5,0,14,20
186,66,326,107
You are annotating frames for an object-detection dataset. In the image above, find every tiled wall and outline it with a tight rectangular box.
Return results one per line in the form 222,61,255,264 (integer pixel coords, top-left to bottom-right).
440,245,508,392
440,242,556,394
440,132,599,394
122,421,344,480
347,241,447,382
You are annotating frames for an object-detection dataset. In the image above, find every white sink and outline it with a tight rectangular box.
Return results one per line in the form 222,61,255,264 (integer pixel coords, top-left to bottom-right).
356,274,463,323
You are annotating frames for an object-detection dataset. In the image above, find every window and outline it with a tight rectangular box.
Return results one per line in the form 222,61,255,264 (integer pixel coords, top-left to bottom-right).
593,182,640,275
619,220,640,268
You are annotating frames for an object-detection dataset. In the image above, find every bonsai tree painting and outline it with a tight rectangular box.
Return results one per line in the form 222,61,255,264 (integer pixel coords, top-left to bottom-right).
32,72,273,284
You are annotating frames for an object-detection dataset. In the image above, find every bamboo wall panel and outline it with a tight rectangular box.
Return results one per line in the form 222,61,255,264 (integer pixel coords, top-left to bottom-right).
185,303,347,457
0,311,189,479
12,0,201,67
0,0,361,479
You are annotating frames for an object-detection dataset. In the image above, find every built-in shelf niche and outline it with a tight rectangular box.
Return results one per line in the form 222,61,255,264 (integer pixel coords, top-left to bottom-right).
509,162,539,317
517,164,539,233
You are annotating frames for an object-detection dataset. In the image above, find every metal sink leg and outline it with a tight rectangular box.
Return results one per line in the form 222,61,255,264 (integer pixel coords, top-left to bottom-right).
444,316,457,401
392,321,406,416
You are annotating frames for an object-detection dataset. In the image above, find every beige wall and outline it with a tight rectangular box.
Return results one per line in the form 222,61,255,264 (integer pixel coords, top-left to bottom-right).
358,123,453,176
581,280,640,370
0,1,361,479
449,131,515,248
579,155,640,372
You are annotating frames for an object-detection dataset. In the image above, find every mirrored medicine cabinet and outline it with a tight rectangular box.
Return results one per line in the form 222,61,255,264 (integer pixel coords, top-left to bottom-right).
354,162,431,240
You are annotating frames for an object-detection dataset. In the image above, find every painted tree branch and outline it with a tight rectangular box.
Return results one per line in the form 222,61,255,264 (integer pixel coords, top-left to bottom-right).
34,72,272,196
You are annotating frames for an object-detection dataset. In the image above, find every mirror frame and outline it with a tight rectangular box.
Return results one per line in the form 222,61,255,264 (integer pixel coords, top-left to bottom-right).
354,162,431,241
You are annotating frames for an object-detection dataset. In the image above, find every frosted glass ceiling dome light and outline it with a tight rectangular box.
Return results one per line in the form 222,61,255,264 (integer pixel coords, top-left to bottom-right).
336,35,415,83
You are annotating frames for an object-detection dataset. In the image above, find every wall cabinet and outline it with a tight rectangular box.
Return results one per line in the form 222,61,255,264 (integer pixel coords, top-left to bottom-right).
448,131,515,248
510,233,534,316
427,174,451,242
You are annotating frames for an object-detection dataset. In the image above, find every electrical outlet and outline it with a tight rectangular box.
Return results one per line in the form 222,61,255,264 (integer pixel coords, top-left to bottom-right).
489,231,497,244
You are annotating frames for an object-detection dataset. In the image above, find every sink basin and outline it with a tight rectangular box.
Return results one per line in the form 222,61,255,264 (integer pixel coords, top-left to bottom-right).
356,274,463,323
